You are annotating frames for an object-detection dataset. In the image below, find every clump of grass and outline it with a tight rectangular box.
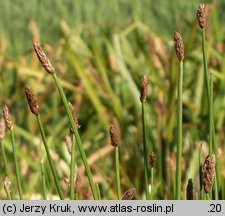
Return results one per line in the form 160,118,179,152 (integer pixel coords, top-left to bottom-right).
122,187,136,200
174,31,184,200
3,105,23,200
140,74,150,200
33,41,98,200
109,124,121,200
25,85,63,199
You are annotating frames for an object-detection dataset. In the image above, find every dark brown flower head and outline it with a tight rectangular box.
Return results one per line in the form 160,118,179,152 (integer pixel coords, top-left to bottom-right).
150,152,157,168
122,187,136,200
109,124,120,147
33,41,55,75
140,74,148,103
202,154,215,193
2,105,13,129
68,102,80,133
25,85,40,116
174,31,184,61
0,118,6,140
186,178,194,200
75,170,83,193
4,176,11,193
197,4,206,28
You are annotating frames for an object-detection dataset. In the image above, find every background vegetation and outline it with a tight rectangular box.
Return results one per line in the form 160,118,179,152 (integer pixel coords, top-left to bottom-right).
0,0,225,199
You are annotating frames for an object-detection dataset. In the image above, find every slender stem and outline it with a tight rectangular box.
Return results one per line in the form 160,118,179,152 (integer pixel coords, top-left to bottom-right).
175,60,183,200
70,134,76,200
10,128,23,200
141,103,150,200
36,115,63,199
96,183,101,200
52,74,98,200
202,29,219,196
0,140,8,176
151,167,154,200
115,147,121,199
199,144,203,200
41,160,47,200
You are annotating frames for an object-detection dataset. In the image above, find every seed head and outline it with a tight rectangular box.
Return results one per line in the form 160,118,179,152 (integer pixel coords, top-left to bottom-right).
140,74,148,103
2,105,13,129
109,124,120,147
150,152,157,168
33,41,55,75
197,4,206,29
202,154,215,193
25,85,40,116
0,118,6,140
186,178,194,200
174,31,184,61
68,101,80,133
75,170,83,193
122,187,136,200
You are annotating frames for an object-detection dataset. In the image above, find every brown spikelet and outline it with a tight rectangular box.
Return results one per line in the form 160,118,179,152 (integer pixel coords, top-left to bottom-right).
75,170,83,193
25,85,40,116
174,31,184,61
186,178,194,200
68,102,80,133
33,41,55,75
109,124,120,147
197,4,206,29
122,187,136,200
2,105,13,129
65,135,72,154
0,118,6,140
202,154,215,193
150,152,157,168
4,176,11,193
140,74,148,103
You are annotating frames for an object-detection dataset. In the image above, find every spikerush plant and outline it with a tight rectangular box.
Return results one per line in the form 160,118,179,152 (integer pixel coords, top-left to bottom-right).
32,41,98,200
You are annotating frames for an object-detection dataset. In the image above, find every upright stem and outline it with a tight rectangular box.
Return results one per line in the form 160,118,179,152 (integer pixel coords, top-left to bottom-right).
10,128,23,200
209,73,213,156
202,29,219,196
115,147,122,199
52,74,98,200
41,160,47,200
0,140,9,176
36,115,63,199
151,167,154,200
199,144,203,200
70,135,76,200
141,103,150,200
175,60,183,200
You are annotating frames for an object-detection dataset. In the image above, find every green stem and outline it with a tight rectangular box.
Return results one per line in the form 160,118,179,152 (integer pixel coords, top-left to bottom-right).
52,74,98,200
10,128,23,200
96,183,101,200
141,103,150,200
0,140,8,176
199,144,203,200
115,147,121,199
202,29,219,197
41,160,47,200
36,115,63,199
175,60,183,200
151,167,154,200
70,135,76,200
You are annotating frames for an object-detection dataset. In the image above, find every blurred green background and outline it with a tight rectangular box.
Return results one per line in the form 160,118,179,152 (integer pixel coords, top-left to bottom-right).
0,0,225,199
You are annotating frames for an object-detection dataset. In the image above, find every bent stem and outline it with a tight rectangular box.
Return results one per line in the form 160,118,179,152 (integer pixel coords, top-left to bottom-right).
52,73,98,200
70,135,76,200
10,128,23,200
175,60,183,200
36,115,63,199
115,147,122,199
141,103,150,200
